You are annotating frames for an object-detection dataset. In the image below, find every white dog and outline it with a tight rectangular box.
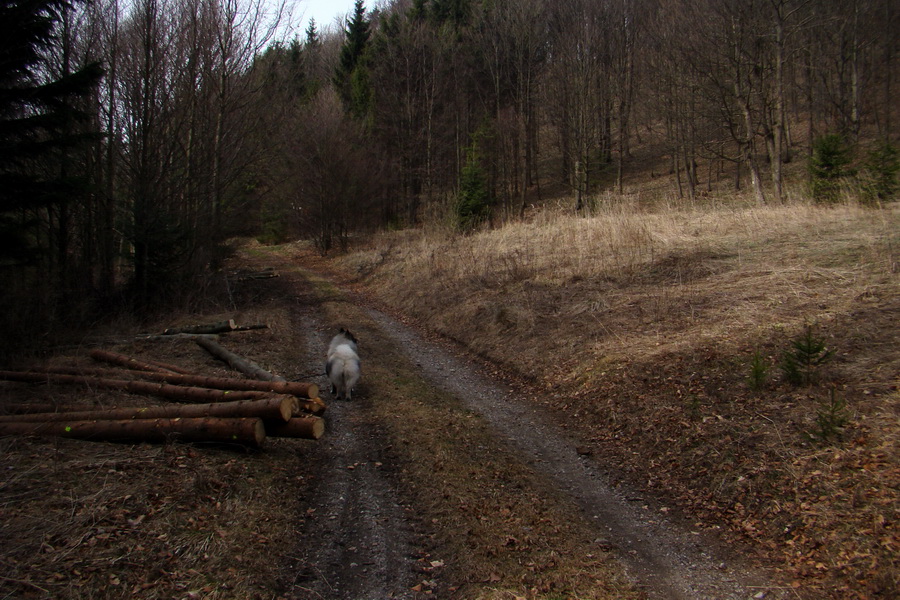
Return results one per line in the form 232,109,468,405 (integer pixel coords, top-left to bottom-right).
326,328,361,400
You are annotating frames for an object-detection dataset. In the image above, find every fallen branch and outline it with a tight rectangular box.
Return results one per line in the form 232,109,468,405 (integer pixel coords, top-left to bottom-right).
232,267,279,280
264,416,325,440
89,349,194,375
0,417,266,447
163,319,237,335
136,333,219,341
0,396,295,423
0,371,272,403
232,324,269,332
195,337,286,382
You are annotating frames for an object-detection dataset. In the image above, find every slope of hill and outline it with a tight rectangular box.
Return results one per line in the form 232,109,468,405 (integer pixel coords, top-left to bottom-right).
316,197,899,598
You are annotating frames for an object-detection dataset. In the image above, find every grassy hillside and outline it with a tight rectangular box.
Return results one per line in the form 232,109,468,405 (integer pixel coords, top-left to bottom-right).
307,195,899,598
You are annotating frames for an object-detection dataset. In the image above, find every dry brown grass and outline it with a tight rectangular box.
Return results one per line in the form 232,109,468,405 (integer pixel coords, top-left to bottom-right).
338,197,896,362
327,195,900,599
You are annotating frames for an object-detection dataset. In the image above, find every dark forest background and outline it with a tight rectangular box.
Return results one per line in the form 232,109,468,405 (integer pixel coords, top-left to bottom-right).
1,0,897,353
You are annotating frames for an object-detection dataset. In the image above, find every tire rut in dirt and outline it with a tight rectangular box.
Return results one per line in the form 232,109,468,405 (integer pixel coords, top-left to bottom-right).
365,307,789,600
282,305,421,600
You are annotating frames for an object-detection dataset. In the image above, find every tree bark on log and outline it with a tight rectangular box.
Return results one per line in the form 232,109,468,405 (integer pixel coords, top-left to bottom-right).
36,366,319,399
1,403,101,415
0,371,271,402
0,417,266,447
195,337,286,382
163,319,237,335
0,396,294,423
89,349,194,374
264,416,325,440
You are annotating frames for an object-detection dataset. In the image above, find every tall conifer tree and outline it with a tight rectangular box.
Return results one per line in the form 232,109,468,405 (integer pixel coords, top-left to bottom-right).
0,0,103,266
333,0,372,120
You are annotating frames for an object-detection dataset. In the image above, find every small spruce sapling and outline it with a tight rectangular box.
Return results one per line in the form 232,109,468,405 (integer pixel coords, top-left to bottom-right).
806,387,850,445
780,324,834,386
748,349,769,391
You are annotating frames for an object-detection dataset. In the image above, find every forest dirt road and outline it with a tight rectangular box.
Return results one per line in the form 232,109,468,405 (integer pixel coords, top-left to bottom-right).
269,248,790,600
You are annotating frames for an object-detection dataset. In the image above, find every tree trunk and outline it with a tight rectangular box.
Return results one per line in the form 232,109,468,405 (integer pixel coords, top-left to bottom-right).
772,8,785,202
0,371,272,402
89,349,194,374
0,396,294,424
1,403,99,415
0,417,266,447
264,416,325,440
195,337,286,382
49,365,319,399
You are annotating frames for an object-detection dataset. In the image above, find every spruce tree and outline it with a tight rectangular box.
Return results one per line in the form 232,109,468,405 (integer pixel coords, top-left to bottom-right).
305,18,321,50
861,139,899,205
429,0,470,26
0,0,103,267
456,139,492,231
809,134,854,203
333,0,372,119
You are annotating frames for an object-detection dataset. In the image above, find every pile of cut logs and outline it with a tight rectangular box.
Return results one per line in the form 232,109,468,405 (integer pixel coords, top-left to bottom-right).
0,322,325,448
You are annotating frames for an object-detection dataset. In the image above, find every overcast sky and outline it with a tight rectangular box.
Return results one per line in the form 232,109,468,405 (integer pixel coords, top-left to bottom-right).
297,0,358,31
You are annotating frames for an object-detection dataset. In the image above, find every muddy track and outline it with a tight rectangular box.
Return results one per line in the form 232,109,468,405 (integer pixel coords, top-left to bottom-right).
364,308,787,600
279,284,423,600
272,258,787,600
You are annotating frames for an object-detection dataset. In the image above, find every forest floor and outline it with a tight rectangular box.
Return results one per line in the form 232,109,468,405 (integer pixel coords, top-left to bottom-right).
1,200,897,600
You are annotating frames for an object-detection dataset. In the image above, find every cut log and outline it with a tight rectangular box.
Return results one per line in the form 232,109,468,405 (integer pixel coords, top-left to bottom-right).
264,416,325,440
89,349,194,374
13,366,319,400
0,396,294,423
195,337,286,382
296,398,327,416
163,319,237,335
0,403,100,415
0,417,266,447
126,370,318,399
0,371,272,402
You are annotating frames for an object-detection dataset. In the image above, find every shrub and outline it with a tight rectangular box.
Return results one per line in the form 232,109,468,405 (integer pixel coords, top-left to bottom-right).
748,349,769,392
